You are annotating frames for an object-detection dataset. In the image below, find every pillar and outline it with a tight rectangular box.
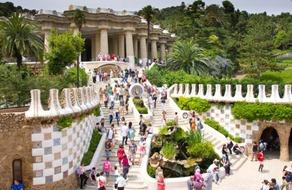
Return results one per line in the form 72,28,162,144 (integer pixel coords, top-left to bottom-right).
134,37,138,58
160,43,166,60
151,40,158,59
113,36,118,56
118,34,125,58
91,36,96,61
279,127,291,161
100,29,108,55
95,33,100,56
140,36,147,64
125,31,134,65
44,31,49,52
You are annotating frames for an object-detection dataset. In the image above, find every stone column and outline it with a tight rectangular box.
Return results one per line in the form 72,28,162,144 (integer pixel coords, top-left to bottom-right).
134,37,138,58
125,31,134,65
91,36,96,61
140,36,147,64
151,40,158,59
279,126,291,161
118,34,125,58
160,43,166,60
95,32,100,56
100,29,108,55
44,31,49,52
113,36,118,56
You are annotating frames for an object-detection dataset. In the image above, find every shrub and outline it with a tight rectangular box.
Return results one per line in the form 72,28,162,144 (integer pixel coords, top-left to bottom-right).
93,105,100,117
232,102,292,122
166,119,176,127
133,97,148,114
160,142,177,160
187,141,218,160
204,118,242,143
81,130,102,165
186,131,203,145
176,97,211,113
147,165,156,178
64,67,88,87
57,116,73,130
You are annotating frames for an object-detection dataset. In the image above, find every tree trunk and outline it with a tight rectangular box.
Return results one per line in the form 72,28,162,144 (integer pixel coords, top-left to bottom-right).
147,20,151,67
14,48,22,69
76,57,80,87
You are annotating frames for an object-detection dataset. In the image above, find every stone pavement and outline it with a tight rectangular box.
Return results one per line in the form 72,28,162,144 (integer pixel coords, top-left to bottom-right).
213,156,290,190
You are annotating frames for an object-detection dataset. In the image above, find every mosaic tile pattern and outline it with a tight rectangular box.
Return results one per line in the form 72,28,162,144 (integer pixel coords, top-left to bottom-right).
203,104,259,144
31,115,96,185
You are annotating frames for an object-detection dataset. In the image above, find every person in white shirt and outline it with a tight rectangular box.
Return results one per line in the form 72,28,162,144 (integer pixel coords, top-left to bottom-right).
121,122,129,145
96,172,106,190
115,173,127,190
106,125,114,141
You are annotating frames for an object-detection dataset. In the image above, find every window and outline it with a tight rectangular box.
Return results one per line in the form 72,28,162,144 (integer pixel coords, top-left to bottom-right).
12,159,22,182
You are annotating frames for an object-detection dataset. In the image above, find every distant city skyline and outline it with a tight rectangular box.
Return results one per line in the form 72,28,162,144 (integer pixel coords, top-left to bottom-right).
2,0,292,15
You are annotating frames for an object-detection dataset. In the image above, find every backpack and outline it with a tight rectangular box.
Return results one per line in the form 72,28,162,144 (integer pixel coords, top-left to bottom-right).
286,172,292,182
259,142,266,151
103,161,111,172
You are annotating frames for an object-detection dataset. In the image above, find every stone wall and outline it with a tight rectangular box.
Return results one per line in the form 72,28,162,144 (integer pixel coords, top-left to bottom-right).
0,113,33,190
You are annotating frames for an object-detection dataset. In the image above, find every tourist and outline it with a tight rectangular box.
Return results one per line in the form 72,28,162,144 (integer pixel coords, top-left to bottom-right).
115,173,127,190
97,172,106,190
109,94,115,109
146,124,153,136
161,89,167,107
221,144,229,161
121,122,129,145
103,157,112,177
115,109,121,126
106,124,114,141
270,178,280,190
122,154,130,179
260,180,270,190
76,164,88,189
89,167,97,183
187,176,194,190
226,138,234,155
156,172,165,190
155,167,163,178
174,112,179,127
114,165,119,182
128,140,137,165
259,140,267,152
139,122,148,137
196,117,203,134
251,141,258,161
221,155,231,176
257,150,265,172
127,122,135,141
207,160,220,184
109,108,114,124
11,179,24,190
117,144,125,167
138,137,147,164
105,139,113,158
190,114,196,131
162,110,167,125
232,144,242,155
103,93,108,108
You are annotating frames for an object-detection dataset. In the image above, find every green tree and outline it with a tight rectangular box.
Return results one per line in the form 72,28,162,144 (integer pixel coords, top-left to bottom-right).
64,67,88,87
167,39,209,75
0,13,43,68
46,31,84,75
139,5,154,65
73,9,86,87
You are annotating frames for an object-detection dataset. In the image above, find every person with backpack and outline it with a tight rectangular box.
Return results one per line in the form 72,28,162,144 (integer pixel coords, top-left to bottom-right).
251,141,258,161
257,151,265,172
259,140,267,152
103,157,112,177
89,167,97,183
106,125,114,141
129,140,138,165
97,172,106,190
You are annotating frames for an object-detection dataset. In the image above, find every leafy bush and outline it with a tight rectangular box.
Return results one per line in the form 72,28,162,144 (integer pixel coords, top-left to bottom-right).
204,118,242,143
160,142,177,160
187,141,218,161
159,126,170,136
186,131,203,145
166,119,176,127
176,97,211,113
147,165,156,178
232,102,292,122
173,127,187,142
64,67,88,87
81,130,102,165
133,98,148,114
92,105,100,116
57,116,73,130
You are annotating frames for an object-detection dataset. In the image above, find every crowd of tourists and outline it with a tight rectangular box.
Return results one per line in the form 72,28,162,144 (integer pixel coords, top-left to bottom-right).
96,53,129,62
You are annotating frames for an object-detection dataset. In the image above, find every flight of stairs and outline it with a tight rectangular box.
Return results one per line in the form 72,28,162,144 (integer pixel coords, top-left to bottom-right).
81,96,148,189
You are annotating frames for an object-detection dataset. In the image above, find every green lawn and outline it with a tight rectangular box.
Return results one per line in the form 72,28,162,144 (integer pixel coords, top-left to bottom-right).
262,69,292,84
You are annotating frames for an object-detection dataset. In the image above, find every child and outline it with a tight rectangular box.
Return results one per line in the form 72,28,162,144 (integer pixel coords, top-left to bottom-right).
103,157,112,177
129,140,137,165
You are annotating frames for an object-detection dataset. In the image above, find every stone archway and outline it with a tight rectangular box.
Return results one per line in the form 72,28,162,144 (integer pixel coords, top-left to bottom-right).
253,121,292,161
95,64,122,78
260,127,280,158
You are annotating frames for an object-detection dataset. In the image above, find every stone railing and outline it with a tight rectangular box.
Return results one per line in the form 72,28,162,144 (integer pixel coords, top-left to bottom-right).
170,84,292,104
25,86,98,119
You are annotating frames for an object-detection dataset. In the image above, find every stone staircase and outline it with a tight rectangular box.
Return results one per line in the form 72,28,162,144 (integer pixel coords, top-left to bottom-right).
81,99,148,190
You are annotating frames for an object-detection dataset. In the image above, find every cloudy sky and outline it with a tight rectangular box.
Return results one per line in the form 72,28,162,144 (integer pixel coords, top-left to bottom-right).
2,0,292,15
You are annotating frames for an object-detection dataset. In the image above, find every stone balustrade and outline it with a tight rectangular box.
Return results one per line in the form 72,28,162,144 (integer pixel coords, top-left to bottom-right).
170,84,292,104
25,86,99,119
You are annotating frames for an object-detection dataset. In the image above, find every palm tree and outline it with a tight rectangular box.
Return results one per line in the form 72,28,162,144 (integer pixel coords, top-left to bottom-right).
0,13,43,69
73,9,85,87
140,5,154,66
167,39,210,75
